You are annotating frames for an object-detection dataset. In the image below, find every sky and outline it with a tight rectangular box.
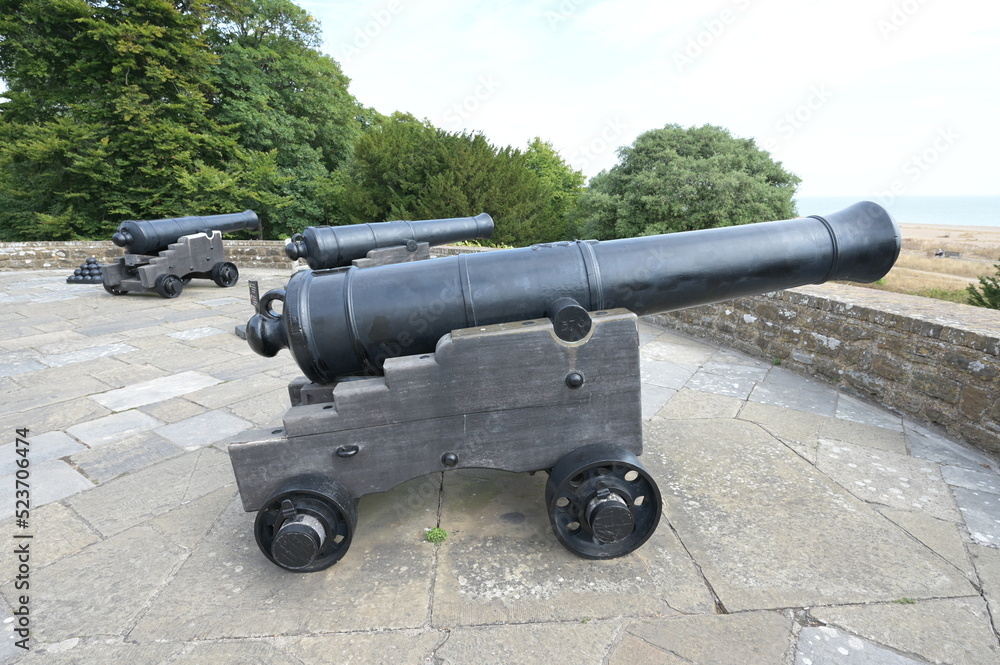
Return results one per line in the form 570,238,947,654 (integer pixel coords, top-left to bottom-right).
295,0,1000,198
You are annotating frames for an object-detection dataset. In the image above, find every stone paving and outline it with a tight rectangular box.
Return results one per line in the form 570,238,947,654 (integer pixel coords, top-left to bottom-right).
0,268,999,664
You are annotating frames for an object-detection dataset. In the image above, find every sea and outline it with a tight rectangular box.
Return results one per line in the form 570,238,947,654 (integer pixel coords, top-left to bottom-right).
794,196,1000,229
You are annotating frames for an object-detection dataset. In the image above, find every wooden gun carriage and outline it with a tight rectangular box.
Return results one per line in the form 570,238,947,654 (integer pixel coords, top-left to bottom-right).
229,203,901,572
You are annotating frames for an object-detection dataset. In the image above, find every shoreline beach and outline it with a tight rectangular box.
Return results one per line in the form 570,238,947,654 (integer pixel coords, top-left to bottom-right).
898,223,1000,262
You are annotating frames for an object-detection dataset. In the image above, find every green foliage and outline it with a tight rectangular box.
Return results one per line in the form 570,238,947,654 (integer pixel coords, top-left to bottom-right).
0,0,369,240
204,0,366,237
575,124,800,240
0,0,286,240
336,115,582,247
966,260,1000,309
523,137,585,242
425,527,447,544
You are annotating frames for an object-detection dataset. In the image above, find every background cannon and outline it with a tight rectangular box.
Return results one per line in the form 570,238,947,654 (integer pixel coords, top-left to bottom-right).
285,213,495,270
229,201,900,572
112,210,260,256
103,210,258,298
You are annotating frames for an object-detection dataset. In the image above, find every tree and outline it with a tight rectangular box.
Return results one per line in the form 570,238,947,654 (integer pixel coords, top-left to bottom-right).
0,0,370,241
967,260,1000,309
204,0,369,237
523,137,585,243
0,0,287,240
337,115,576,247
576,124,800,240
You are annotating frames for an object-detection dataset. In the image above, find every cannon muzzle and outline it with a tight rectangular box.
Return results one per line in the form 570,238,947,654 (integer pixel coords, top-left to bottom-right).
247,201,900,383
285,213,495,269
112,210,260,255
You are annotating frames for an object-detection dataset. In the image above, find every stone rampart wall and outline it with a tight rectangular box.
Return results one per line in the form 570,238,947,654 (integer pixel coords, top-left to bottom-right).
0,240,486,271
0,240,296,271
653,283,1000,457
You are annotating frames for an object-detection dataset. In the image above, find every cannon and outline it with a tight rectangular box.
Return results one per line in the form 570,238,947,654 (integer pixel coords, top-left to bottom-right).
102,210,259,298
285,213,495,270
228,201,900,572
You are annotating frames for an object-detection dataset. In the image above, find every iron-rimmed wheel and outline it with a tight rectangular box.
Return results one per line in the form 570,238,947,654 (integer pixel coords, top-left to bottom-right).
154,273,183,298
102,283,128,296
545,443,661,559
254,475,357,573
211,261,239,288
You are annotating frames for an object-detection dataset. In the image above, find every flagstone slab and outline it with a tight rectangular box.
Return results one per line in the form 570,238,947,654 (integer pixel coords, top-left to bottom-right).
13,397,111,434
641,335,717,365
225,387,295,427
970,545,1000,633
183,372,288,409
611,611,794,665
0,503,99,587
39,342,137,368
431,469,714,627
875,507,975,579
148,485,238,551
643,417,976,611
15,640,180,665
0,431,84,476
91,370,222,412
69,431,183,484
640,356,698,390
154,411,252,450
24,460,95,506
0,358,44,378
288,630,447,665
953,486,1000,547
129,475,439,641
737,401,825,463
906,423,997,471
641,383,676,420
67,447,235,538
138,397,206,424
836,393,905,431
815,440,960,522
941,465,1000,494
435,620,620,665
687,363,764,400
0,525,186,643
656,388,743,420
66,410,164,447
795,626,925,665
811,597,1000,665
749,368,839,416
817,418,907,454
167,326,226,341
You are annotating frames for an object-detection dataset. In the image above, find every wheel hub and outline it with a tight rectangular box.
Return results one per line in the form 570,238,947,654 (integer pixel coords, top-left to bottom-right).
272,513,327,570
586,487,634,543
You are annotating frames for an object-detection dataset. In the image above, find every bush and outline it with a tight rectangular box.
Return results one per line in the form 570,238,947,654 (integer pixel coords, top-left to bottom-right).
966,260,1000,309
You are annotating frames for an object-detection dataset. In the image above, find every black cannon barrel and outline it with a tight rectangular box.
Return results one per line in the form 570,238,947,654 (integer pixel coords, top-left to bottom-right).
112,210,259,255
247,202,900,384
285,213,495,269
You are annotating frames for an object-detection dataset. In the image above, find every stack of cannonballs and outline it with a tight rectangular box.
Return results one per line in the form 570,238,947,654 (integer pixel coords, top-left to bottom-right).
67,257,105,284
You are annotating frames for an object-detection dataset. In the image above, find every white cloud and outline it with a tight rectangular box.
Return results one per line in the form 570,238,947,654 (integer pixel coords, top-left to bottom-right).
301,0,1000,195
